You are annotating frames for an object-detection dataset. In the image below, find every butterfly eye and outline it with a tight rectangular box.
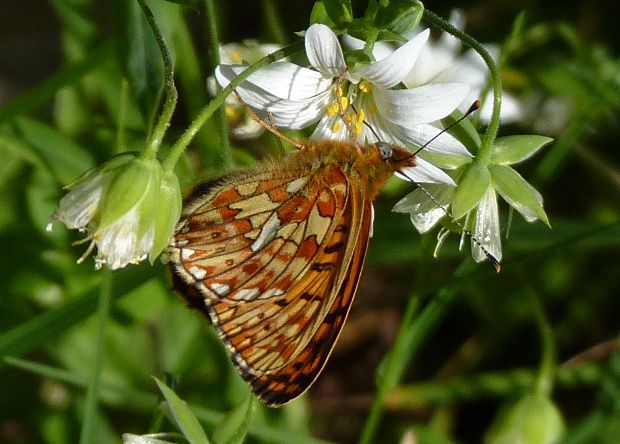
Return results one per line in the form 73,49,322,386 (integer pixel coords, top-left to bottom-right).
376,142,393,160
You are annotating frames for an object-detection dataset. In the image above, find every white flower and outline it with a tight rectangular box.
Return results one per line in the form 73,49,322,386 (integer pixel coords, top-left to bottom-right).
48,155,181,270
216,23,473,185
346,10,522,124
207,40,284,140
394,135,552,264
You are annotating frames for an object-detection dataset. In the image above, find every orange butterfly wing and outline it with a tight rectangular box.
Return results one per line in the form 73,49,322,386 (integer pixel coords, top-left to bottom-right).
168,160,371,405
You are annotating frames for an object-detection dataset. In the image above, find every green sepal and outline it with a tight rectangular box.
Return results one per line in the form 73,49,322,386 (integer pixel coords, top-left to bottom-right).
485,393,565,444
419,150,473,169
97,158,157,232
441,109,482,155
490,164,550,226
376,0,424,36
491,135,553,165
149,170,182,263
136,161,162,240
310,0,353,28
451,162,490,219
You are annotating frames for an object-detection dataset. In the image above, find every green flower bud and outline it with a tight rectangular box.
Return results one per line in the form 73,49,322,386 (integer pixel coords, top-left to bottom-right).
49,154,182,270
485,394,565,444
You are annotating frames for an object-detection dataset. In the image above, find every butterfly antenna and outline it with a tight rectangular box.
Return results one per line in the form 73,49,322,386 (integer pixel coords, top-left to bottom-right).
234,90,305,150
413,100,481,156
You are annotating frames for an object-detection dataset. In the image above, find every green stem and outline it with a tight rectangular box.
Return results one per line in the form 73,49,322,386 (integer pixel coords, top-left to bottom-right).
204,0,232,169
522,275,556,395
359,260,475,444
384,362,602,410
79,270,113,444
261,0,288,45
163,40,303,172
423,9,502,164
137,0,178,160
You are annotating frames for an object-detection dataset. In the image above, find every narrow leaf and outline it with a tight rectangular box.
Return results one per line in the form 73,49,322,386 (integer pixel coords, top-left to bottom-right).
212,395,256,444
14,117,95,185
154,378,210,444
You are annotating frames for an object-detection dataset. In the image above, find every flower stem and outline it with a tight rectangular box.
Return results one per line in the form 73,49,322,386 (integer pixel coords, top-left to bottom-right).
163,40,303,172
423,9,502,164
79,270,113,444
521,273,556,395
203,0,232,169
359,260,476,444
260,0,288,45
137,0,178,160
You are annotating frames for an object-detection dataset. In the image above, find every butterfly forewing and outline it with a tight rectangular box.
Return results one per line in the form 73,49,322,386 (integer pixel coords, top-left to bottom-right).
168,140,414,406
169,156,372,405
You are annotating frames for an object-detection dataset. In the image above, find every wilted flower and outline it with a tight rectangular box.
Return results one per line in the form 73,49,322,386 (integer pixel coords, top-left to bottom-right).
216,23,473,185
48,154,181,270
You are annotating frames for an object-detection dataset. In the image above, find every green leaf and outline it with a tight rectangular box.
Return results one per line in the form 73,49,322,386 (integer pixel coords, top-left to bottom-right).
154,377,210,444
13,117,95,184
212,395,256,444
376,0,424,36
110,0,165,128
491,135,553,165
310,0,353,27
163,0,200,9
490,164,550,226
451,163,491,219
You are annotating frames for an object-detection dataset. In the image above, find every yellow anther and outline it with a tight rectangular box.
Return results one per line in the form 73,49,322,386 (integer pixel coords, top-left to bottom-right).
359,80,372,93
225,104,238,120
339,96,349,110
230,50,243,64
325,102,339,117
331,121,342,133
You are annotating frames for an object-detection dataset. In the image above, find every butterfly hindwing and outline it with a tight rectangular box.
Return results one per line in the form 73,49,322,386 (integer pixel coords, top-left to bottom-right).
169,160,370,405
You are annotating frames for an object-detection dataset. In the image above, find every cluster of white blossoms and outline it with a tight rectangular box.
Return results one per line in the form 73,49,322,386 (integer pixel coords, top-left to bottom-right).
216,23,549,264
51,19,548,269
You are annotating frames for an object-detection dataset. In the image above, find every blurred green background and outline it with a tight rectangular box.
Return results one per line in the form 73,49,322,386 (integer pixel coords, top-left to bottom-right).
0,1,619,443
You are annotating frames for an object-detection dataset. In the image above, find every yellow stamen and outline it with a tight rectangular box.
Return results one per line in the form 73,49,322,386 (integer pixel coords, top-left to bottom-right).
354,109,366,135
325,102,339,117
225,104,238,120
331,121,342,133
359,80,372,93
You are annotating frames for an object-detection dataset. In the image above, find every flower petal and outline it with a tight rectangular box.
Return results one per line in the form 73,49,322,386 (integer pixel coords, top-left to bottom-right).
216,65,331,129
393,185,454,233
394,122,472,157
96,207,150,270
397,156,456,185
472,188,502,263
354,29,430,88
374,83,469,126
216,63,332,100
305,24,346,77
54,171,107,229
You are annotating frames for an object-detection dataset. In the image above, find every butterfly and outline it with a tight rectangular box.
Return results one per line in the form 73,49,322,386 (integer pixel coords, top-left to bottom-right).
167,137,416,406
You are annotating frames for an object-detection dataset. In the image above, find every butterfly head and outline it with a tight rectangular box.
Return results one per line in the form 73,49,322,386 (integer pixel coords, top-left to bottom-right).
372,142,416,170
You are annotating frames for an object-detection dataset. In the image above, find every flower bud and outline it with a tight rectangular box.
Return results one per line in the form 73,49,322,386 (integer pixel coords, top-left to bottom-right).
485,393,565,444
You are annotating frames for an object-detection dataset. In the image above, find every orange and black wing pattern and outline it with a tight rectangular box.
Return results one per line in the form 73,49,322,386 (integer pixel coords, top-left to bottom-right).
168,159,372,405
